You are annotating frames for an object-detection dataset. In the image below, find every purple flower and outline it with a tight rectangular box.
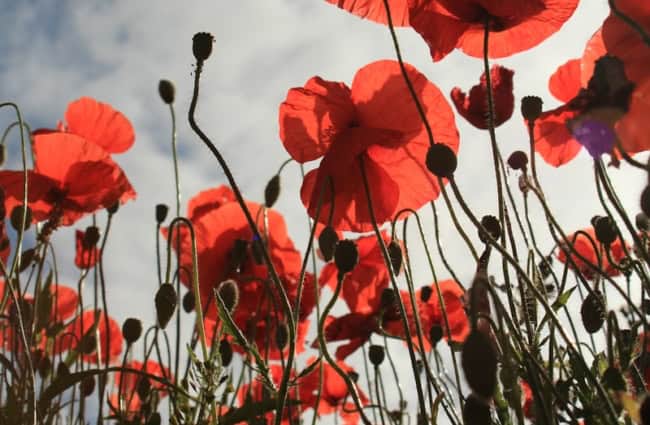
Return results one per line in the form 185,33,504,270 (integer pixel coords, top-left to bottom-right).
571,119,616,158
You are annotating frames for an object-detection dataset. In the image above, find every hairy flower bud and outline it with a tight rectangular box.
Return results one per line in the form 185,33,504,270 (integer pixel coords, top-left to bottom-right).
387,240,403,275
426,143,457,178
158,80,175,104
334,239,358,274
264,174,281,208
636,213,649,232
155,283,177,329
182,290,195,313
429,324,443,346
10,204,31,232
318,226,338,262
83,226,101,248
593,216,618,246
81,376,95,397
122,318,143,345
193,32,214,62
463,393,491,425
520,96,543,121
219,339,233,367
216,279,239,313
420,286,433,303
155,204,169,224
581,290,606,333
462,330,497,399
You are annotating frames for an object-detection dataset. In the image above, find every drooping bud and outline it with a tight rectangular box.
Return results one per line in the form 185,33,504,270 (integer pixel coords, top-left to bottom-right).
463,394,491,425
520,96,543,121
106,202,119,215
581,290,606,333
155,204,169,224
507,151,528,171
318,226,338,262
636,213,649,232
429,324,443,346
155,283,177,329
10,204,31,232
387,240,403,275
216,279,239,313
182,290,195,313
420,286,432,303
462,330,497,399
264,174,281,208
219,339,233,367
593,216,618,246
275,322,289,350
83,226,101,249
479,215,501,243
158,80,175,104
81,376,95,397
334,239,358,275
192,32,215,62
426,143,457,178
79,334,97,355
122,318,143,345
368,344,385,366
602,366,626,392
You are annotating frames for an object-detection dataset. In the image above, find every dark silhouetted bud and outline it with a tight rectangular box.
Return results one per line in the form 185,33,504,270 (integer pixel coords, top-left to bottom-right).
19,248,37,272
318,226,338,262
219,339,233,367
387,240,403,275
10,204,31,231
463,394,491,425
251,237,264,265
275,322,289,350
581,290,605,334
593,216,618,245
380,288,397,310
334,239,358,274
507,150,528,170
83,226,101,249
216,279,239,313
106,202,119,215
602,366,626,391
264,175,280,208
193,32,214,62
158,80,175,104
462,330,497,399
426,143,457,178
520,96,543,121
56,362,70,380
81,376,95,397
229,239,249,271
37,354,51,378
641,186,650,217
122,318,143,345
155,204,169,224
79,334,97,355
429,324,443,346
348,371,359,382
641,395,650,425
420,286,433,303
155,283,177,329
637,213,650,232
137,377,151,400
479,215,501,243
146,413,162,425
182,290,195,313
643,299,650,315
368,344,385,366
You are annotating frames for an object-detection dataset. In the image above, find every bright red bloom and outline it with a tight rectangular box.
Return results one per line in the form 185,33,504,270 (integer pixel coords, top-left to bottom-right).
408,0,579,61
58,309,123,364
451,64,514,129
280,60,459,231
115,360,172,396
48,284,79,322
557,227,628,280
521,380,534,419
75,229,100,269
325,0,410,26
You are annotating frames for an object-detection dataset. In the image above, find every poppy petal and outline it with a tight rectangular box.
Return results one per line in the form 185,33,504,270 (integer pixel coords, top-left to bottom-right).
325,0,409,26
549,59,582,103
533,106,583,166
187,185,236,221
0,170,59,223
408,0,470,62
616,78,650,154
33,132,110,182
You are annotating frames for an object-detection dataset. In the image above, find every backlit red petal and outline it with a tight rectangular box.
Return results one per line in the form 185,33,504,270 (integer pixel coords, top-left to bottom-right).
325,0,409,26
549,59,582,103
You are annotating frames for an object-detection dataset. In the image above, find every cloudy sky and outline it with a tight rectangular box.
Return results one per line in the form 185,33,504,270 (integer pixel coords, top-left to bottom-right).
2,0,643,422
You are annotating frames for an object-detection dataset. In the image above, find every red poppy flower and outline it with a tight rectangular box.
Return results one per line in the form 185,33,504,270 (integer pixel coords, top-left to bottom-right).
557,227,627,280
57,309,123,364
279,60,459,231
324,0,409,26
408,0,579,61
521,380,534,419
115,360,172,396
450,64,514,129
48,284,79,322
0,133,136,226
75,229,100,269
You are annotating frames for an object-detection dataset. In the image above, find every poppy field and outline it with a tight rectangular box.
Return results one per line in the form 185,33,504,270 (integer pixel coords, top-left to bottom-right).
1,0,650,424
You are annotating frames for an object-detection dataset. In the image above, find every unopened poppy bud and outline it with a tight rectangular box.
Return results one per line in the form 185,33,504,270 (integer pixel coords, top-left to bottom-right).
479,215,501,243
593,216,618,245
429,324,443,345
83,226,101,248
462,330,497,399
10,204,31,232
182,290,195,313
106,202,119,215
19,248,37,272
216,279,239,313
155,204,169,224
463,393,491,425
368,344,385,366
192,32,214,62
636,213,649,232
275,322,289,350
641,395,650,425
426,143,457,178
38,355,51,378
581,290,605,333
264,174,281,208
137,377,151,400
334,239,358,274
158,79,175,104
380,288,397,310
602,366,626,391
56,362,70,379
507,151,528,170
155,283,177,329
122,317,143,344
79,334,97,355
219,339,233,367
81,376,95,397
348,371,359,382
318,226,338,262
420,286,432,302
520,96,543,121
387,240,403,274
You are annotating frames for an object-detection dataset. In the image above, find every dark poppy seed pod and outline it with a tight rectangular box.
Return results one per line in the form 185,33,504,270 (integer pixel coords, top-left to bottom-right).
122,318,143,345
56,362,70,380
192,32,214,62
420,286,433,303
79,334,97,355
318,226,338,262
137,377,151,400
368,344,385,366
426,143,457,178
387,240,403,275
636,213,650,232
83,226,101,249
146,413,162,425
10,204,31,232
641,395,650,425
581,290,606,334
463,393,491,425
216,279,239,313
602,366,626,392
334,239,359,274
348,371,359,382
429,324,443,346
462,330,497,399
507,150,528,171
182,290,195,313
81,376,95,397
641,186,650,217
106,202,119,215
155,204,169,224
158,80,175,104
155,283,177,329
520,96,543,121
219,338,233,367
264,174,281,208
229,239,249,271
275,322,289,350
479,215,501,243
593,216,618,246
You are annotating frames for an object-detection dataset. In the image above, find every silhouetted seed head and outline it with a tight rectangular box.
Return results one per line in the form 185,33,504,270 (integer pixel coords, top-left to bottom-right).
594,216,618,246
637,213,650,232
155,283,177,329
602,366,626,391
137,377,151,400
334,239,358,274
83,226,101,249
463,393,491,425
520,96,543,121
426,143,457,178
155,204,169,224
641,395,650,425
387,240,403,274
10,204,31,232
182,290,195,313
122,318,143,345
56,362,70,379
216,279,239,313
275,322,289,350
264,174,281,208
193,32,214,62
229,239,249,271
429,324,443,346
380,288,397,310
507,150,528,171
348,371,359,382
479,215,501,243
81,376,95,397
368,345,385,366
420,286,433,303
0,145,5,167
318,226,339,262
79,334,97,355
106,202,119,215
158,80,175,104
146,413,162,425
581,290,606,333
219,339,233,367
462,330,497,399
